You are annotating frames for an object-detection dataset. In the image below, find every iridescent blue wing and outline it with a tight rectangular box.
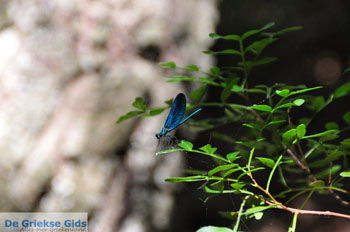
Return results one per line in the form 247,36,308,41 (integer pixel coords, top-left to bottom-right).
164,93,186,131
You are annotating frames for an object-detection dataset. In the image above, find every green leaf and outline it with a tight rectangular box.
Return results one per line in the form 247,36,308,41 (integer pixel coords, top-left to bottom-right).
230,182,246,190
167,75,195,83
197,77,219,85
243,123,257,129
145,107,165,116
167,76,219,86
223,35,241,40
200,144,217,154
289,86,323,96
132,97,147,110
208,33,241,41
325,122,339,130
296,124,306,139
254,212,264,220
116,110,144,123
221,78,237,102
210,66,221,75
340,138,350,147
241,22,275,40
208,164,237,176
159,61,176,68
230,85,245,92
266,120,286,126
320,134,339,142
315,165,341,178
226,152,240,163
196,226,233,232
156,148,183,155
165,176,207,183
293,99,305,106
190,84,207,103
250,104,272,112
245,38,278,55
223,168,241,177
276,89,290,97
343,112,350,124
340,171,350,177
208,33,222,39
274,103,294,110
302,130,338,139
243,205,273,216
184,64,200,71
268,26,303,37
309,180,325,187
203,49,241,55
256,157,275,168
240,57,277,69
312,96,325,111
282,129,296,144
334,81,350,98
178,141,193,151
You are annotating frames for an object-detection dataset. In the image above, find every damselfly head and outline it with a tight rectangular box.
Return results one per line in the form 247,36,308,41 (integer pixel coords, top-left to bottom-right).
155,133,162,139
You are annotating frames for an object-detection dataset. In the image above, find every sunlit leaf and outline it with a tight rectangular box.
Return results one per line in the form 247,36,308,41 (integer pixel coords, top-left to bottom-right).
208,164,237,176
302,130,338,139
289,86,323,96
116,110,144,123
178,141,193,151
296,124,306,139
340,171,350,177
275,89,290,97
196,226,233,232
226,152,240,163
250,104,272,112
293,99,305,106
200,144,217,154
282,129,296,144
230,182,246,190
256,157,275,168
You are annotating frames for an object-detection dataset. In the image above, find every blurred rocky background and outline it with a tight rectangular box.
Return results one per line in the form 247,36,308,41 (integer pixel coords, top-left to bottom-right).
0,0,349,232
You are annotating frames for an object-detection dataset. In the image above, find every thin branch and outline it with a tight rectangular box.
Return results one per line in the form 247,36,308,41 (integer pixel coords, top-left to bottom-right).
248,167,350,220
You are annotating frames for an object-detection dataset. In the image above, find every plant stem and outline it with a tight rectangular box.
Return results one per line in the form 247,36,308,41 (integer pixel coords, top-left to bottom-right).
266,155,283,192
233,196,248,232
